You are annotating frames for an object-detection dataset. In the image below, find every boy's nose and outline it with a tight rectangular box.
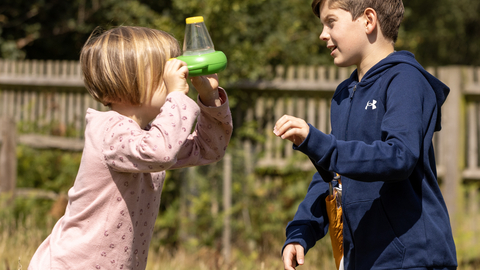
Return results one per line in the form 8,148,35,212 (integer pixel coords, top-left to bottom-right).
319,28,329,41
319,31,328,41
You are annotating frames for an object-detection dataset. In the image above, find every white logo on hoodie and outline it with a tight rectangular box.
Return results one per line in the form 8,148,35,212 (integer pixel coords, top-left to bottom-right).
365,100,377,110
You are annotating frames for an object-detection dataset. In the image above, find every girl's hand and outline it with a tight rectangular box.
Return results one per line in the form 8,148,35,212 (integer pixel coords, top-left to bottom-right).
164,59,189,95
274,115,310,146
190,74,221,107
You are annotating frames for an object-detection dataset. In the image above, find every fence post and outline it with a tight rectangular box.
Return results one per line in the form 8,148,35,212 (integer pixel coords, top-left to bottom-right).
179,167,197,244
438,66,463,228
0,117,17,195
222,152,232,263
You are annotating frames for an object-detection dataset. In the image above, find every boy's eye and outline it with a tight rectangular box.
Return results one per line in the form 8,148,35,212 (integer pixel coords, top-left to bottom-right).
322,18,334,28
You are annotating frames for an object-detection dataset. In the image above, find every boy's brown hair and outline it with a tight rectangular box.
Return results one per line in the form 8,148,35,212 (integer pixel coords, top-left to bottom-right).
311,0,404,43
80,26,182,107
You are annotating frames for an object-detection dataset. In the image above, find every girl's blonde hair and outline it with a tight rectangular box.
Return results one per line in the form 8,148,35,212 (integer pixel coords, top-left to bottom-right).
80,26,182,106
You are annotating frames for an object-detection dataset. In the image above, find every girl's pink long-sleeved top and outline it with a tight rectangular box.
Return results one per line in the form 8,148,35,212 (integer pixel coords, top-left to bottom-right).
29,89,232,270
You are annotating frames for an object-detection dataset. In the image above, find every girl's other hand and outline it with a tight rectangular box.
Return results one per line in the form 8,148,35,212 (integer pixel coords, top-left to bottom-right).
164,59,189,95
191,74,221,107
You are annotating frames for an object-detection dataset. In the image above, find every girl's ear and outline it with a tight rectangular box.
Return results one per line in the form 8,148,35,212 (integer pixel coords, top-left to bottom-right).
364,8,377,35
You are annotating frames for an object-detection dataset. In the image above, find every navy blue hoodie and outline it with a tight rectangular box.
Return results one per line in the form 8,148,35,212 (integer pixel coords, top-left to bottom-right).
284,51,457,270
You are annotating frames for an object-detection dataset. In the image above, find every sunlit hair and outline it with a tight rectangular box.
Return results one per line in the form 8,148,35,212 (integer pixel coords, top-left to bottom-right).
80,26,182,107
311,0,404,43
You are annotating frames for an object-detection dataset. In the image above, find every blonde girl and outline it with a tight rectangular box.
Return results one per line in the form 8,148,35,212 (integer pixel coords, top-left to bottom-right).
29,26,232,270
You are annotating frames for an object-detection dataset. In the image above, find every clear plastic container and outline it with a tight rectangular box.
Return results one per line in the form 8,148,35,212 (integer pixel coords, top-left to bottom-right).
182,16,215,56
176,16,227,77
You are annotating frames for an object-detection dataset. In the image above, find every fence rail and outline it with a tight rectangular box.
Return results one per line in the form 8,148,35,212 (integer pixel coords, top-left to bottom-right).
0,59,84,87
1,59,480,222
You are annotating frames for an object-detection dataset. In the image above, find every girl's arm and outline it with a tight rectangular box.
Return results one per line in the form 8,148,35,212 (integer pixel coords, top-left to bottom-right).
102,91,201,173
170,87,232,169
101,88,232,173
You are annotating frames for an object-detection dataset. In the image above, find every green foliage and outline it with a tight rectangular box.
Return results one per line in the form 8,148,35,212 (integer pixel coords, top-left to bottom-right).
0,0,333,88
399,0,480,66
169,0,333,81
0,197,54,269
2,0,480,264
0,196,55,232
8,126,480,266
149,138,318,255
17,120,82,138
1,0,479,70
16,145,81,193
453,183,480,265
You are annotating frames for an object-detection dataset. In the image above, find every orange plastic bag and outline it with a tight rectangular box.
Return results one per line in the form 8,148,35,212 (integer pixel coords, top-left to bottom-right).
325,182,343,270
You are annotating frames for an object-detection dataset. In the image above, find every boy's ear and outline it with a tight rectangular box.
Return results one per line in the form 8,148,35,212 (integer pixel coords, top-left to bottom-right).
364,8,377,35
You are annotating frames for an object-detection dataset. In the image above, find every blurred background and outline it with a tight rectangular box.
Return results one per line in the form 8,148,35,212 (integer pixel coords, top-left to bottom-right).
0,0,479,269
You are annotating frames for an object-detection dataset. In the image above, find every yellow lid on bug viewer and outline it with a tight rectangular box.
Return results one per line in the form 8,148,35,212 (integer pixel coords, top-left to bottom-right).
186,16,204,24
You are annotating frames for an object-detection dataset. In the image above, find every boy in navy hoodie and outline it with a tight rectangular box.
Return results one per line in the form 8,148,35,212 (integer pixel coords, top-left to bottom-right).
273,0,458,269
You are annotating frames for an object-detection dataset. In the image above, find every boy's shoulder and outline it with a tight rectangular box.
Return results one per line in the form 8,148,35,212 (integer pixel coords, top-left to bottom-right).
363,51,426,83
335,51,432,94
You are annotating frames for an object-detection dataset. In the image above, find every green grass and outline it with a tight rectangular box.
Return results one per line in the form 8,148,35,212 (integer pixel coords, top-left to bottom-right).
1,184,480,270
0,215,335,270
0,196,335,270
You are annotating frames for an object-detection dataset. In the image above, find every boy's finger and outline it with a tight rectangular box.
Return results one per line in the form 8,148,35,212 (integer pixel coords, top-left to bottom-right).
283,245,301,270
274,116,294,135
276,115,300,129
276,115,291,127
283,255,296,270
275,119,298,137
295,245,305,265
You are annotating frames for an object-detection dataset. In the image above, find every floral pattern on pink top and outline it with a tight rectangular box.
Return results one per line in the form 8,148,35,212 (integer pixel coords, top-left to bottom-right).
28,88,232,270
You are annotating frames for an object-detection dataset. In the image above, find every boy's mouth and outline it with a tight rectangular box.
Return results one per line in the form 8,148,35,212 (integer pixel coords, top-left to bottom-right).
329,46,337,55
327,45,337,55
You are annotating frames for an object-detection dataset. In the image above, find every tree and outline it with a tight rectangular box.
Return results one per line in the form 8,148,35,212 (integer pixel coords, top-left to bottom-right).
0,0,175,60
0,0,330,80
397,0,480,66
2,0,478,77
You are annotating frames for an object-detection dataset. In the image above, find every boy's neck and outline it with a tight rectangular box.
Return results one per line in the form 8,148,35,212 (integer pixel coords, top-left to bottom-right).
356,44,395,82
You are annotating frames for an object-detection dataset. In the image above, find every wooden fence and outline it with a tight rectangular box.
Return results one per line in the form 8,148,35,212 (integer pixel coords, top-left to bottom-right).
0,59,479,228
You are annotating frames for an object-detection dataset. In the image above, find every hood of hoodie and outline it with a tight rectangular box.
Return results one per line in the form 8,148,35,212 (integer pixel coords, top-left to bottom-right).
349,51,449,131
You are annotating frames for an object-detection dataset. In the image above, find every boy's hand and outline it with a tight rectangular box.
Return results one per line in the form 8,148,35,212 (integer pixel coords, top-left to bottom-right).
274,115,310,146
164,59,189,95
283,243,305,270
190,74,221,107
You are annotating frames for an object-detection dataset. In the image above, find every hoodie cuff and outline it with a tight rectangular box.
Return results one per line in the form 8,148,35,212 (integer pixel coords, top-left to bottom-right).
281,221,318,256
293,123,334,166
